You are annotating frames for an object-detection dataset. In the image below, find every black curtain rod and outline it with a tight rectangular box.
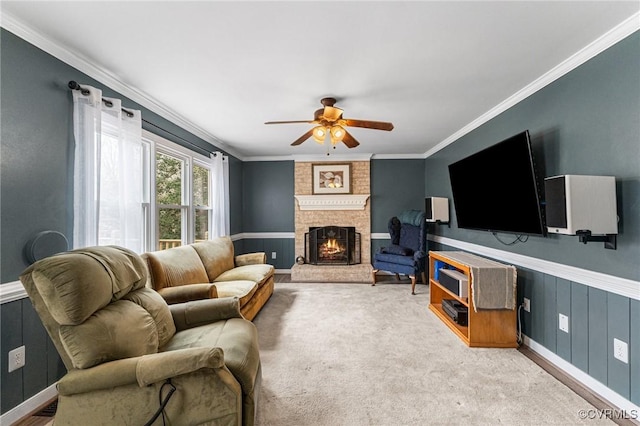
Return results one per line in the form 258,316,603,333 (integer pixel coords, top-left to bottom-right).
67,81,219,156
68,81,135,117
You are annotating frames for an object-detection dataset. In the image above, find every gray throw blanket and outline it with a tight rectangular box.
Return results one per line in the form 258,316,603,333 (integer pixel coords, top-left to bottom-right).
436,251,517,312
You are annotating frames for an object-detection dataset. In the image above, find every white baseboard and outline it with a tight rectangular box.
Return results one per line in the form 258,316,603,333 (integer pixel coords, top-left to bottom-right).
0,383,57,425
524,336,639,415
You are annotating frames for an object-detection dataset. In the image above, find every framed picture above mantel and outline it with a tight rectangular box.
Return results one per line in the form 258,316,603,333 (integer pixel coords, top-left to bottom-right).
312,163,351,194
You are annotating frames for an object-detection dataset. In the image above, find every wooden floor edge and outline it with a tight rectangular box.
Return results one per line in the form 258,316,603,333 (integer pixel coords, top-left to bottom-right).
13,395,57,426
518,345,639,426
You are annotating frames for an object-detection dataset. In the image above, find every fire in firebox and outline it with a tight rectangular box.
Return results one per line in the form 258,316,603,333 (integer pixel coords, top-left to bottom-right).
305,226,361,265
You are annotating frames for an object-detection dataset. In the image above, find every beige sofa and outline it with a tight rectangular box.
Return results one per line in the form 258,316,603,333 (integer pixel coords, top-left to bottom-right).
20,245,261,425
143,236,275,321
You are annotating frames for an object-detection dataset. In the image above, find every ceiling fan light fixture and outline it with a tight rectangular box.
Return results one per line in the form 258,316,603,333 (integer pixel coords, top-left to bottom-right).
267,97,393,150
312,126,327,144
330,125,346,142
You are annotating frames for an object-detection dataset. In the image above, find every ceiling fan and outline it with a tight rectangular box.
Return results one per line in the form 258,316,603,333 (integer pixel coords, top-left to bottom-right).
265,97,394,149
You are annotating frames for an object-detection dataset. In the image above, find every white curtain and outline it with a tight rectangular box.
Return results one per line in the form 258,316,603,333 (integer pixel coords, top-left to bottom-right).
210,152,227,237
72,86,143,252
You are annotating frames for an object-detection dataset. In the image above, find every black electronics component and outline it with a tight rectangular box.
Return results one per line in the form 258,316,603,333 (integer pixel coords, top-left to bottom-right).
442,298,468,326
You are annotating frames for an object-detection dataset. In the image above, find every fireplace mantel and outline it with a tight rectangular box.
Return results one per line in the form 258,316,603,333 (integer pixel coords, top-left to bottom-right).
295,194,369,211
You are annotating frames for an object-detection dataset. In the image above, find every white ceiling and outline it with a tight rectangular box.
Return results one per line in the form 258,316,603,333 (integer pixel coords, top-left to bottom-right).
2,1,638,160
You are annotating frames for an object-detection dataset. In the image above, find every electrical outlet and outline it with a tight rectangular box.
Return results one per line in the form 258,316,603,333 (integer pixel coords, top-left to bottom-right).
523,298,530,312
271,251,277,260
614,338,628,364
558,313,569,333
8,346,25,372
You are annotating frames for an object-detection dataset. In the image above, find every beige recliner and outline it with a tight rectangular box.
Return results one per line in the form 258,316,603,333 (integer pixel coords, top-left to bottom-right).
20,245,261,425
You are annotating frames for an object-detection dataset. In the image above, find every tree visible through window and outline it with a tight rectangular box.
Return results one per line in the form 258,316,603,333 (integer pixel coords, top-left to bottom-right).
156,152,185,249
154,149,216,250
193,164,210,242
146,129,227,251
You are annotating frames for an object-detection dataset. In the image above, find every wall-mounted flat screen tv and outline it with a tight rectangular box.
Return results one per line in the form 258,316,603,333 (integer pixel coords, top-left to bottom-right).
448,130,546,236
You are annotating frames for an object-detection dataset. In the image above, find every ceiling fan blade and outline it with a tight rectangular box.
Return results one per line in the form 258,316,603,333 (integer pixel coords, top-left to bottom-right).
342,130,360,148
291,129,314,146
343,119,394,131
265,120,314,125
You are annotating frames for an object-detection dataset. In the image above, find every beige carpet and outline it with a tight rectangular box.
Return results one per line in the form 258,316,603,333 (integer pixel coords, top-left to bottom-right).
253,281,613,425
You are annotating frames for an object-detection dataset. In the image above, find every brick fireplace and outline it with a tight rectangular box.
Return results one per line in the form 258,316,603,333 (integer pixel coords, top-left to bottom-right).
291,160,373,283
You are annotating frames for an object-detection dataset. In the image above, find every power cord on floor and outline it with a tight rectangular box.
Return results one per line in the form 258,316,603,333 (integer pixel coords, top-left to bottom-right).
516,303,524,346
144,379,176,426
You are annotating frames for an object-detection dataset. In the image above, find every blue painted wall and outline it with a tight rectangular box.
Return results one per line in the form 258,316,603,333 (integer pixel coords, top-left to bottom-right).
426,33,639,406
0,28,240,283
238,159,427,268
0,28,242,414
2,23,638,417
371,159,425,233
425,33,640,281
238,161,295,268
242,161,295,232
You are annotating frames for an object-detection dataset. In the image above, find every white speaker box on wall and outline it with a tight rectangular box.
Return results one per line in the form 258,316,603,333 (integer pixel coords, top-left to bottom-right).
544,175,617,235
425,197,449,223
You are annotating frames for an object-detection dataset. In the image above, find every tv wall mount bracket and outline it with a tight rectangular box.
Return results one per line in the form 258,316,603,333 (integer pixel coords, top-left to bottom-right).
576,230,617,250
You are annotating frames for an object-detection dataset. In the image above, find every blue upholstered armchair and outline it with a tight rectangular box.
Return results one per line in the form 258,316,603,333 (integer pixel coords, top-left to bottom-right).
372,210,427,295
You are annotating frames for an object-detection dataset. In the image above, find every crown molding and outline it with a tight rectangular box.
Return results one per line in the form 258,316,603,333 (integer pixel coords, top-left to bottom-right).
371,153,426,160
2,10,637,163
293,153,373,162
0,11,246,161
242,155,296,162
424,12,640,159
243,153,426,162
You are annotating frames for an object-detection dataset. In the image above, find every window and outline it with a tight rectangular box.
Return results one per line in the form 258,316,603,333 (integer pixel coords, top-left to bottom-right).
143,130,228,251
72,85,226,254
193,163,211,242
156,151,186,250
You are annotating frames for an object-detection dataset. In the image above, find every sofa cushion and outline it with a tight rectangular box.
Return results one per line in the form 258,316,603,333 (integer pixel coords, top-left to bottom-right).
214,281,259,308
192,237,236,281
60,300,159,369
144,246,209,290
214,264,274,287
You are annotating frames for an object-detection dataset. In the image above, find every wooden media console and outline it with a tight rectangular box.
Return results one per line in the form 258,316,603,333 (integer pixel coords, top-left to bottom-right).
428,251,518,348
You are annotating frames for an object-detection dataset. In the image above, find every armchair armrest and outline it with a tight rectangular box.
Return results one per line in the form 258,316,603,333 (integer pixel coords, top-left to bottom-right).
136,347,224,386
235,252,266,266
58,357,139,396
157,283,218,304
170,297,242,331
58,347,225,395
